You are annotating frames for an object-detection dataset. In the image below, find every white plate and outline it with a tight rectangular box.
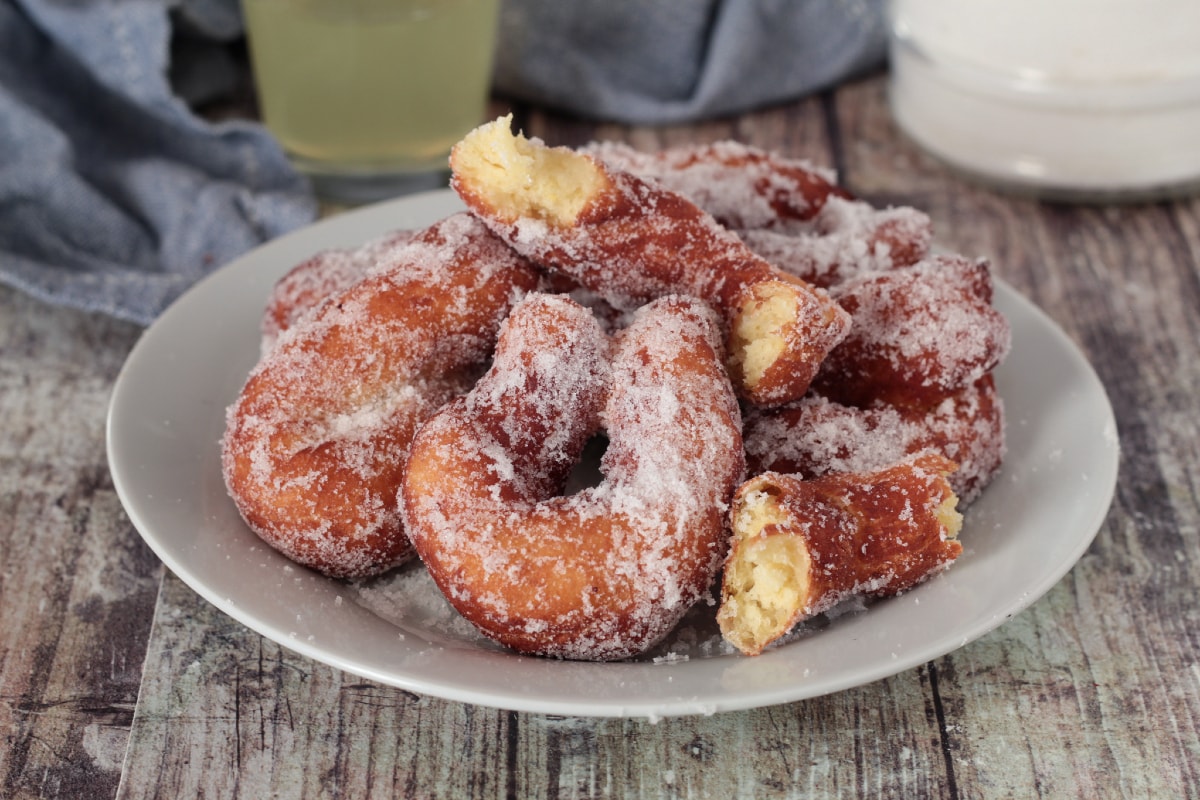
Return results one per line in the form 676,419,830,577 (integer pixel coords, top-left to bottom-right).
107,189,1119,719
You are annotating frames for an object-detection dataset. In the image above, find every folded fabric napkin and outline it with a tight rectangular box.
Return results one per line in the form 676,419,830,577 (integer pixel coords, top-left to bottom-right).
494,0,887,125
0,0,317,326
0,0,885,326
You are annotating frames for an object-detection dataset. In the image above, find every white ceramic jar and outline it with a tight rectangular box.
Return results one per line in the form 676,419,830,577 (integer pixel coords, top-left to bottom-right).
888,0,1200,199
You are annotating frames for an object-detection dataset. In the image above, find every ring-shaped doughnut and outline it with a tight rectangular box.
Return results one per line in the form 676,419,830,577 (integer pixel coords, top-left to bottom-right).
222,214,540,578
402,293,745,660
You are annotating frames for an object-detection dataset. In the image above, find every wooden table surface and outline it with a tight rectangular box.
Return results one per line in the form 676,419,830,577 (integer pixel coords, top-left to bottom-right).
3,72,1198,799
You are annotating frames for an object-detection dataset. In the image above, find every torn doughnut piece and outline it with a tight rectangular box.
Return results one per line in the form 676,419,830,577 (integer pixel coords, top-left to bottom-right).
402,293,745,660
717,453,963,656
449,115,851,407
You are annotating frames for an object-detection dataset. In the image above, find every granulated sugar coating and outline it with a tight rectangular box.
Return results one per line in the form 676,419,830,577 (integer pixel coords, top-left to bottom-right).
260,228,417,353
222,214,540,578
580,139,846,232
581,142,934,289
814,255,1012,408
402,294,746,660
738,197,934,288
744,375,1005,505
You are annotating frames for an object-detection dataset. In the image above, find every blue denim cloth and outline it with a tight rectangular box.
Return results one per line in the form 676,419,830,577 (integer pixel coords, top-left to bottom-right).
0,0,316,326
494,0,888,124
0,0,885,326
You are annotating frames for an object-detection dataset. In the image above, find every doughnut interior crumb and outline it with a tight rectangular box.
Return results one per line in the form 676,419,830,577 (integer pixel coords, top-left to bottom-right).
730,281,798,390
935,491,965,540
717,484,811,656
452,114,607,227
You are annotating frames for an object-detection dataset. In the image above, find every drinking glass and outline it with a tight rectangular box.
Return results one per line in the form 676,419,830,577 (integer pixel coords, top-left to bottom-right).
242,0,501,204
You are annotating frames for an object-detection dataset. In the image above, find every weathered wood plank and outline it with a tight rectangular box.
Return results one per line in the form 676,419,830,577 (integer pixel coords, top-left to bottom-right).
119,573,965,799
0,287,162,800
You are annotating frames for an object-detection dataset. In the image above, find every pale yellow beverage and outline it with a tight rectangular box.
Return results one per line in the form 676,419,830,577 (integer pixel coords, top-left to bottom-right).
242,0,499,196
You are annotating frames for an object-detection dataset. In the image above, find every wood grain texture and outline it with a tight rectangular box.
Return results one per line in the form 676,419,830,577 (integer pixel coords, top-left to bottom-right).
119,574,963,799
0,287,162,800
2,71,1198,799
